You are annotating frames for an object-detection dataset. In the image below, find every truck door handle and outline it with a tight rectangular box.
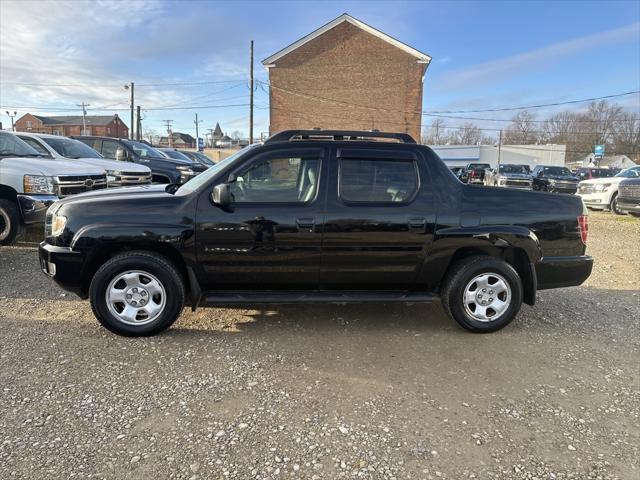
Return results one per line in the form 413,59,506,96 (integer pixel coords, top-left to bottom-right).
296,217,315,231
408,217,426,233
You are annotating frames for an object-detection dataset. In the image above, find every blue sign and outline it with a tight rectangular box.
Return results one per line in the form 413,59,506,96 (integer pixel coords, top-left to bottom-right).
594,144,605,157
197,137,204,151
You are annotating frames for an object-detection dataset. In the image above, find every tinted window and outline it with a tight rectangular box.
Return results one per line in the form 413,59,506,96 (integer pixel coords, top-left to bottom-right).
229,153,320,203
340,158,418,203
124,141,164,159
101,140,120,159
0,131,41,157
499,164,530,174
616,168,640,179
539,166,572,176
19,137,51,156
161,149,191,161
43,137,102,159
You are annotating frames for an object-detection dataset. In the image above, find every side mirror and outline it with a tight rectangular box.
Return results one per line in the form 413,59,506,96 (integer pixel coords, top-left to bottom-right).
212,183,231,207
115,147,129,162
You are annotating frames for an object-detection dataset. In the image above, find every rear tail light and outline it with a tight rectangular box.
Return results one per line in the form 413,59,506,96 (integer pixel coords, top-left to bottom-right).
469,170,476,178
578,215,588,244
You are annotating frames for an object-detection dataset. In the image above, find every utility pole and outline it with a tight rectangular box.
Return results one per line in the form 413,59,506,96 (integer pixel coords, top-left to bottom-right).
194,113,203,150
124,82,134,140
207,128,214,148
5,111,17,131
163,119,174,148
136,106,142,140
76,103,90,135
497,129,503,169
249,40,254,144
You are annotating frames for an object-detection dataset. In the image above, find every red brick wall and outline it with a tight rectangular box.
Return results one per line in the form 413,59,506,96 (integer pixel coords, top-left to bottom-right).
14,115,128,138
268,21,426,141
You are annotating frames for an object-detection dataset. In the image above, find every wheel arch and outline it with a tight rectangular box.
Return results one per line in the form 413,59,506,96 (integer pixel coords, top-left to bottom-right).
0,184,19,202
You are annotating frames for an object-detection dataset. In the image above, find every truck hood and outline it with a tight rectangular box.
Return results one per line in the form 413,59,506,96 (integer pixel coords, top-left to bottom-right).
64,157,150,174
0,157,105,176
56,184,170,206
579,176,623,185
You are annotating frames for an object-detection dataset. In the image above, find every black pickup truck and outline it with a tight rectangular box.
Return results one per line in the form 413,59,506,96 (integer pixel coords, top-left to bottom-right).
39,130,593,336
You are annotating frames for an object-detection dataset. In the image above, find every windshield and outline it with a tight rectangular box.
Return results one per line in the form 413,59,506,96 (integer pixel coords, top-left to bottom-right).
162,149,192,161
469,163,490,170
0,131,42,157
176,145,257,195
193,152,214,166
540,166,572,176
43,137,102,159
615,168,640,179
499,164,530,174
124,140,164,159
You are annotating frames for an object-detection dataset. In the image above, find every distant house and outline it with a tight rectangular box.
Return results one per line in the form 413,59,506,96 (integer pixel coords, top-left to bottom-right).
574,153,637,169
15,114,128,138
262,13,431,141
158,132,196,149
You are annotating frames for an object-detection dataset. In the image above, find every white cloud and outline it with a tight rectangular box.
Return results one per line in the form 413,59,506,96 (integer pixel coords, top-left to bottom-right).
433,22,640,92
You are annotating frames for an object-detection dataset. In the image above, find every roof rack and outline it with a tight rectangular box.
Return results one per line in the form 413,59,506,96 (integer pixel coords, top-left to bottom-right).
264,129,416,144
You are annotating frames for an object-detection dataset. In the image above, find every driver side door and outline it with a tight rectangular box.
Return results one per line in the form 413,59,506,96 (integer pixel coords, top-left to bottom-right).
195,146,327,290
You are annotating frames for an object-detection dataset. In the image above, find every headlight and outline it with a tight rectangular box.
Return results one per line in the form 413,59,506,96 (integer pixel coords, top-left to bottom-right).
177,166,195,175
24,175,55,194
106,170,121,183
548,179,557,185
594,183,612,192
51,213,67,236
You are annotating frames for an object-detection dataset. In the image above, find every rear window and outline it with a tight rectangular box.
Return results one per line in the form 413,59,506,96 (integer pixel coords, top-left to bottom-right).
340,158,418,203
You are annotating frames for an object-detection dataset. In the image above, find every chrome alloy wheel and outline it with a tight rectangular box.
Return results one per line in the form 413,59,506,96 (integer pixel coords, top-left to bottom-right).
106,270,166,325
0,209,10,241
463,272,511,322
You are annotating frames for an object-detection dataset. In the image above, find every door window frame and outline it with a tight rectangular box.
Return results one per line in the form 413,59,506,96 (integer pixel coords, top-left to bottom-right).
336,148,421,207
224,147,326,207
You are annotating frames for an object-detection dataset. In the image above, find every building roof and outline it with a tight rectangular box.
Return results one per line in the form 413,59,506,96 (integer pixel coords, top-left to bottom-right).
262,13,431,67
159,132,196,145
31,115,121,126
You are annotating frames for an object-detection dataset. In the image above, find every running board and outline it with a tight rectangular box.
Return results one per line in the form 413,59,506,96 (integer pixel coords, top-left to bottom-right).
202,290,438,307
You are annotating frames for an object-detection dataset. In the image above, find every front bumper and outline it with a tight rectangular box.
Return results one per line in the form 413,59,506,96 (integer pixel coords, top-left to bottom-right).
618,199,640,215
578,192,611,209
39,242,86,297
17,194,59,224
549,185,578,194
535,255,593,290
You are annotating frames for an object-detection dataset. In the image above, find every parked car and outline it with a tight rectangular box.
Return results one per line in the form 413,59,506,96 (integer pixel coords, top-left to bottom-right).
72,136,199,185
617,178,640,217
178,150,215,167
484,164,532,189
577,166,640,215
531,165,579,194
0,131,106,245
38,129,593,336
157,148,208,173
576,167,617,181
457,163,491,184
17,133,151,188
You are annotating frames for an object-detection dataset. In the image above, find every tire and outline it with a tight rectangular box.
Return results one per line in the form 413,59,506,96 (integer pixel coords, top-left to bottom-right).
441,256,523,333
0,199,22,246
610,193,625,215
89,251,185,336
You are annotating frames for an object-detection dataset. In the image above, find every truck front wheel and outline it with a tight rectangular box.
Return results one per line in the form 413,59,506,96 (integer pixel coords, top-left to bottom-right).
0,199,22,246
441,256,523,333
89,251,185,336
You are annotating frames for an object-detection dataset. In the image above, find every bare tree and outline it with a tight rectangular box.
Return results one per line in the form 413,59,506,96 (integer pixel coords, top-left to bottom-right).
503,111,538,144
422,119,448,145
541,111,578,144
452,122,481,145
143,127,158,145
612,112,640,161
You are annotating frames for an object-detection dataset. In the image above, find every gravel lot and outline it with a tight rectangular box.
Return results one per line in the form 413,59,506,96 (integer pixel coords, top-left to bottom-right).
0,211,638,480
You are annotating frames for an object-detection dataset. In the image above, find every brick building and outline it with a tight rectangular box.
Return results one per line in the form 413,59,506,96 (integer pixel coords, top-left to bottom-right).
14,114,128,138
262,13,431,141
158,132,196,149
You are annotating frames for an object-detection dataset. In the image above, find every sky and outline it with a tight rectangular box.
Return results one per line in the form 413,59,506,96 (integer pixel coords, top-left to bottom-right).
0,0,639,140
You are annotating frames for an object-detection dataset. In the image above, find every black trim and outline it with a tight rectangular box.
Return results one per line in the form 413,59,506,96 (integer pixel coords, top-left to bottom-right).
203,290,437,306
535,256,593,290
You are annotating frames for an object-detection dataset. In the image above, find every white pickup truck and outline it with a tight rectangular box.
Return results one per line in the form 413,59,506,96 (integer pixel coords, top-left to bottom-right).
16,133,151,187
0,130,107,245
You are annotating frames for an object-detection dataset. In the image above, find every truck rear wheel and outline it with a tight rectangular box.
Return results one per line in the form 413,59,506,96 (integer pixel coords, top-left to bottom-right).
89,251,185,336
0,199,22,246
441,256,523,333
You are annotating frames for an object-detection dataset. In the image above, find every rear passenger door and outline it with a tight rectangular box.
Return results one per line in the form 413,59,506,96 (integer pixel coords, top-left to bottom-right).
320,146,435,289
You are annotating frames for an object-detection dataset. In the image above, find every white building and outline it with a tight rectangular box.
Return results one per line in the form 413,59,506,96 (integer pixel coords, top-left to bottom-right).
430,144,566,169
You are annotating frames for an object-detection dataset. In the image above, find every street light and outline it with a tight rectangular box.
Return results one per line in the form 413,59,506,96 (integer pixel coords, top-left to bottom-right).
5,111,17,132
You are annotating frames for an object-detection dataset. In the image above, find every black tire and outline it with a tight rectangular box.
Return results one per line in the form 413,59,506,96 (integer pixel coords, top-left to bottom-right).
610,193,625,215
0,199,23,246
441,256,523,333
89,251,185,336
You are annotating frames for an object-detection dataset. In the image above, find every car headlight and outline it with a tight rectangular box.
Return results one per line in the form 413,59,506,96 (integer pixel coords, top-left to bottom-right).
106,170,121,183
24,175,55,194
177,166,195,175
594,183,612,192
51,213,67,236
548,179,557,185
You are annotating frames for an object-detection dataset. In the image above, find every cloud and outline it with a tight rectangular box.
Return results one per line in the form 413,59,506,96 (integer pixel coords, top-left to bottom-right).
433,22,640,92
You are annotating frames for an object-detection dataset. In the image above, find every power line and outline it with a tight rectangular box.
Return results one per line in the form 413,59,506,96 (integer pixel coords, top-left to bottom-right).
0,102,250,112
0,78,247,88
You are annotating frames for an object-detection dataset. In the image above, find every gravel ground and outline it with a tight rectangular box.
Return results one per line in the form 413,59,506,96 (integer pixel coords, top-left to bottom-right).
0,211,638,480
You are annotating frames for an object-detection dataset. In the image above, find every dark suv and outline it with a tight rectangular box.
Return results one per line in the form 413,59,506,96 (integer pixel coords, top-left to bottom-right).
39,130,592,337
576,167,617,181
72,136,201,184
531,165,579,194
